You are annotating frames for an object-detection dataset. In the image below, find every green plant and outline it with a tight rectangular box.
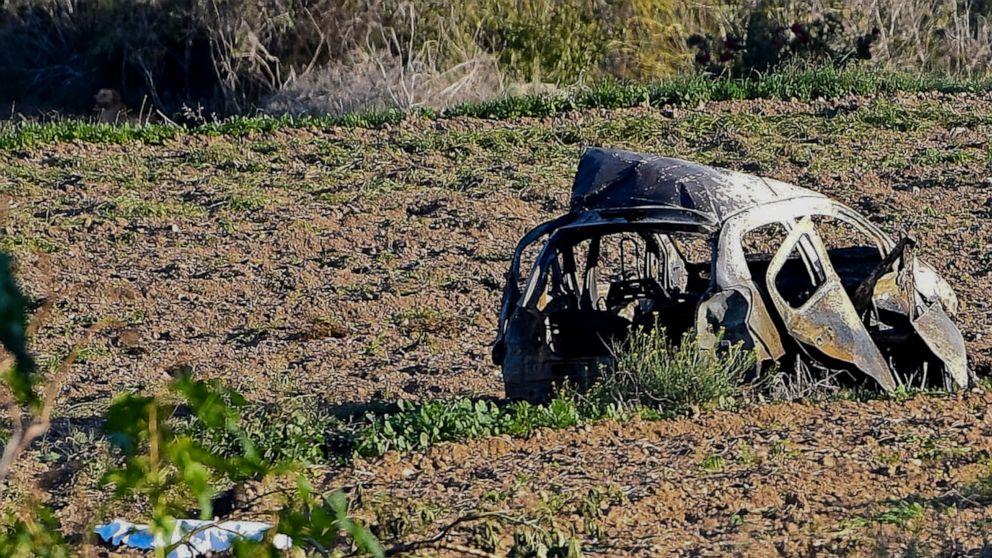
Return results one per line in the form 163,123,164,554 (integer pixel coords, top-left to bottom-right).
0,503,69,558
356,398,504,456
364,495,441,541
770,439,801,461
355,396,598,457
226,189,270,212
100,374,383,557
3,67,992,151
178,396,349,465
574,485,625,540
102,376,266,521
0,250,383,556
737,441,759,466
507,527,582,558
586,325,756,415
269,481,384,558
699,452,725,472
877,500,925,527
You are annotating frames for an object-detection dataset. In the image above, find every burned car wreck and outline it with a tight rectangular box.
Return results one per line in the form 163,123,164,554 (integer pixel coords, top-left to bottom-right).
493,148,969,402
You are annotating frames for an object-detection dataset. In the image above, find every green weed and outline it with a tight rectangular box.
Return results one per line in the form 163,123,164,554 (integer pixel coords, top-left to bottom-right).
225,189,270,212
877,501,925,527
508,528,582,558
0,235,61,255
177,396,349,465
4,67,992,150
699,452,726,472
354,396,594,457
363,494,442,541
585,325,756,415
99,195,205,220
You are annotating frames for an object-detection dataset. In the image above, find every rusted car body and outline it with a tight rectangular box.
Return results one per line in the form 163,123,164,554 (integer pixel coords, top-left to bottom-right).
493,148,969,402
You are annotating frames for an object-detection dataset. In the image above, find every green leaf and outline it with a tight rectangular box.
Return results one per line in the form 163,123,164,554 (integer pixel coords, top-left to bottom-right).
173,374,237,429
103,394,157,455
0,253,37,405
0,502,69,558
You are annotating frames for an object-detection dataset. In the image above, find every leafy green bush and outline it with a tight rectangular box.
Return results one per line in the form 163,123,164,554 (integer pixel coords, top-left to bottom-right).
354,396,603,457
586,326,756,415
177,396,350,465
0,253,384,556
356,398,510,456
0,504,68,558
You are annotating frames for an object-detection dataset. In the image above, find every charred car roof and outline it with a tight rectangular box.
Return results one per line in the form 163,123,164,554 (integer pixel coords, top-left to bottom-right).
571,148,827,224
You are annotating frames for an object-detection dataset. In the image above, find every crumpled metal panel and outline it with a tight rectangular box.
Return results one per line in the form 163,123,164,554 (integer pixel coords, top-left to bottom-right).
764,218,897,391
913,302,969,388
897,246,969,388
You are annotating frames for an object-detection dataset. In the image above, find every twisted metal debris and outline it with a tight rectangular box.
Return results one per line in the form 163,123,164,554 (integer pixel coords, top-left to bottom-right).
494,148,969,402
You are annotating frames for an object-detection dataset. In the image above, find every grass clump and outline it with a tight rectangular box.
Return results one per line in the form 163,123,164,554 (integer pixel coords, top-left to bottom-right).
699,452,726,472
355,328,757,457
877,501,926,527
586,326,756,415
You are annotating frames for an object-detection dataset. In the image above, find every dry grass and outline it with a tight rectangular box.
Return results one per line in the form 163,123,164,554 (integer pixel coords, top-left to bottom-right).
264,47,505,115
783,0,992,76
1,0,992,117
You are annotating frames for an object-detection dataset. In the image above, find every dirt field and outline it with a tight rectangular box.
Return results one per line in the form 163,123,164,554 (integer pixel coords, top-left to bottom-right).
341,392,992,556
2,91,992,555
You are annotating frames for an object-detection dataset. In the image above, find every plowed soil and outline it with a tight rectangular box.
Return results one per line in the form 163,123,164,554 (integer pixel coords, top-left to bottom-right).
340,392,992,556
2,91,992,555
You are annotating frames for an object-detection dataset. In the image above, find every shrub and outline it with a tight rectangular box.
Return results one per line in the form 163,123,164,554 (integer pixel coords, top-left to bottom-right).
586,326,756,415
0,504,68,558
5,0,992,118
176,395,351,465
353,396,599,457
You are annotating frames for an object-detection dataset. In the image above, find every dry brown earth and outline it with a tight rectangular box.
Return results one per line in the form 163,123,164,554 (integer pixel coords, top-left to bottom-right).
2,91,992,555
